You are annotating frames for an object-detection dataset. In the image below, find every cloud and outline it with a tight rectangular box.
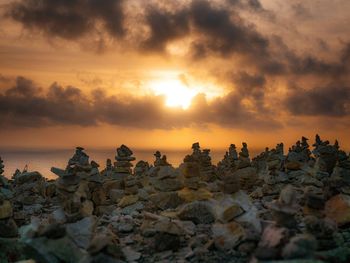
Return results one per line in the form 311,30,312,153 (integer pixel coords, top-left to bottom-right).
285,84,350,117
0,76,281,130
6,0,125,40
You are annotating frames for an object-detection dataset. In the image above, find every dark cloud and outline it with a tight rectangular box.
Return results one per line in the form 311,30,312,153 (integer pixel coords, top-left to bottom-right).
4,0,350,124
142,7,190,51
6,0,125,40
0,76,280,130
232,72,266,110
285,84,350,117
7,0,348,79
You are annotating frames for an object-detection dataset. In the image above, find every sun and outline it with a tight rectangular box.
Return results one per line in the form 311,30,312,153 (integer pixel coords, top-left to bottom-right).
150,79,197,109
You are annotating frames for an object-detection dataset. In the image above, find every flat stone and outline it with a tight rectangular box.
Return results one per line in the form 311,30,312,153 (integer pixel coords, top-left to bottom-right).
149,191,184,210
178,187,213,203
118,195,139,208
152,178,183,192
222,204,244,222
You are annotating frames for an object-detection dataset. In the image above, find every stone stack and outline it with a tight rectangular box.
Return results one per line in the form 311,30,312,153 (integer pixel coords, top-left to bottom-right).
149,163,184,210
51,147,96,222
0,159,17,238
134,160,150,177
198,149,216,182
153,151,171,167
0,157,4,176
330,150,350,194
267,184,300,228
313,135,339,174
217,144,238,174
182,155,201,190
221,170,240,194
238,142,251,169
254,185,312,261
0,194,18,238
101,158,113,177
285,137,311,171
0,157,13,200
114,144,136,177
124,175,139,195
12,170,46,207
151,166,183,192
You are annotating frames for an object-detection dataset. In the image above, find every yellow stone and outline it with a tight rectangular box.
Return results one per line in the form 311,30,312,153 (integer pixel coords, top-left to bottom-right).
0,200,13,219
118,195,139,208
178,187,213,202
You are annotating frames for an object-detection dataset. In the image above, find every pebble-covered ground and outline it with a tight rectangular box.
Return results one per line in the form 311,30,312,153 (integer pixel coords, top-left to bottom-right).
1,134,350,263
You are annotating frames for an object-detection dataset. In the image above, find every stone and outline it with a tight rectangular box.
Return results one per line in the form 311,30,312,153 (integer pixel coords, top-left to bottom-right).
178,201,216,224
122,246,141,262
254,224,290,260
154,232,181,252
0,200,12,219
325,194,350,226
149,191,184,210
178,187,213,203
118,195,139,208
222,204,244,222
0,218,18,237
109,189,125,203
66,216,96,249
282,234,317,259
267,185,299,228
152,178,183,192
212,222,246,250
154,219,185,236
234,167,258,190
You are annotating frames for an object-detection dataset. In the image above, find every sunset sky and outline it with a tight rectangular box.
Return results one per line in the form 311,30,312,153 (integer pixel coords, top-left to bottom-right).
0,0,349,152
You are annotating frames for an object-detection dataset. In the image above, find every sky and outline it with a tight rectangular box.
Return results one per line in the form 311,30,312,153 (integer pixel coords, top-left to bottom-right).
0,0,349,153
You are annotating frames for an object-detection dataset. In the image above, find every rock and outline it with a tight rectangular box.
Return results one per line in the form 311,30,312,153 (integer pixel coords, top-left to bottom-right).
117,222,134,233
152,178,183,192
118,195,139,208
212,222,246,250
267,185,299,228
178,201,216,224
254,224,290,260
66,216,96,249
178,188,213,203
122,246,141,262
282,234,317,259
222,204,244,222
0,200,12,219
0,218,18,237
325,194,350,226
149,191,184,210
109,189,125,203
234,167,258,190
154,232,181,252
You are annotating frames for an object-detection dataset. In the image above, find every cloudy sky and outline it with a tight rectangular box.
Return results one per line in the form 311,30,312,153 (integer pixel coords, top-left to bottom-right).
0,0,349,151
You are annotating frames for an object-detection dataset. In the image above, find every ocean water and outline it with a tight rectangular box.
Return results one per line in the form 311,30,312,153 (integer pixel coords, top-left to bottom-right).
0,148,233,179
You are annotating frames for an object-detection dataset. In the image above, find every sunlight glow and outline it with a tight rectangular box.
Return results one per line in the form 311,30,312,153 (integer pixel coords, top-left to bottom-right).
150,79,197,109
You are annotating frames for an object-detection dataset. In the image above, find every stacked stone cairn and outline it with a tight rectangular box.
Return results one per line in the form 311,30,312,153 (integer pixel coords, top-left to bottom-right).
149,151,185,210
0,157,18,238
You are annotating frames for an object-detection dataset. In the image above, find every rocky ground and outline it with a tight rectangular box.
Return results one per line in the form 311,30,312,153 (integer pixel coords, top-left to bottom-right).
1,135,350,263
